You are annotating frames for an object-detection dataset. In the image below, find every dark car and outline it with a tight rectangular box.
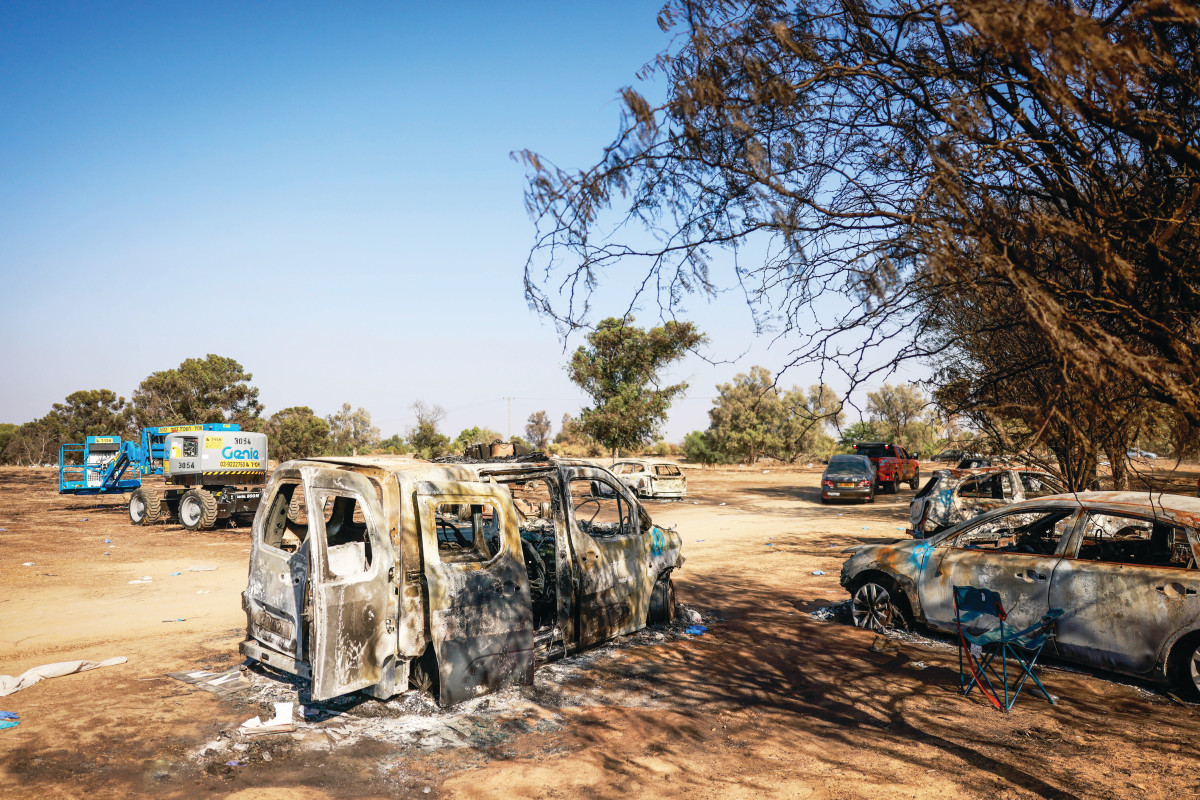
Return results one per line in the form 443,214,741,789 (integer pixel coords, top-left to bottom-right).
821,454,877,503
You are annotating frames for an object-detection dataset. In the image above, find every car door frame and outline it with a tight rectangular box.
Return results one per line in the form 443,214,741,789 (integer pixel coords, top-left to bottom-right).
415,479,535,706
306,468,395,701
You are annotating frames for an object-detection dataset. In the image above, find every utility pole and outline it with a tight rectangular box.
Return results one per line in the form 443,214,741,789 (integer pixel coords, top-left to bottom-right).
503,396,514,439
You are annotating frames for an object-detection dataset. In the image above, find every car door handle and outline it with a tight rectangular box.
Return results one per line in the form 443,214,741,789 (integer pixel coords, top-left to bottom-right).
1016,570,1047,582
1155,584,1196,597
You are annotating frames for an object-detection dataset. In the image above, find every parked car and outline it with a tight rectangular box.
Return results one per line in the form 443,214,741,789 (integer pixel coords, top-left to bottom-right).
595,459,688,498
956,455,992,469
240,455,683,706
840,492,1200,697
1128,449,1159,460
853,442,920,493
820,454,877,503
931,449,963,463
908,466,1064,537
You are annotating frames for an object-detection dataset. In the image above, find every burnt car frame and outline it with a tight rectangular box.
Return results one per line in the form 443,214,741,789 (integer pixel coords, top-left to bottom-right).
909,466,1065,537
841,492,1200,696
595,459,688,499
240,456,683,706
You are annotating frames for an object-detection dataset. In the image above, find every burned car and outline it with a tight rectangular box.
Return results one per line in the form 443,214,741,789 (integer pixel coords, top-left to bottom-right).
909,466,1064,537
841,492,1200,697
240,456,683,706
597,459,688,499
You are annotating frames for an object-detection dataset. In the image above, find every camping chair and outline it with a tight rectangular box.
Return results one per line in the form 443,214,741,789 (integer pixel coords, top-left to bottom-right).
952,585,1064,711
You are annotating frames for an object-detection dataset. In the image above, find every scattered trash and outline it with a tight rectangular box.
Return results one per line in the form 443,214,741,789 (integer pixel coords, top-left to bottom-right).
762,470,771,474
765,543,774,547
682,607,703,624
102,552,111,557
691,501,699,504
861,526,870,530
128,577,152,584
240,702,296,736
167,668,251,697
0,528,7,532
0,719,18,731
684,625,709,636
718,502,727,506
169,572,182,576
0,712,17,720
895,526,906,531
261,751,272,761
81,518,88,522
837,513,844,517
225,760,246,767
828,544,837,548
910,661,929,670
0,656,127,697
870,636,901,654
163,618,186,623
21,562,33,566
104,539,112,544
812,570,826,576
695,538,706,542
187,565,218,572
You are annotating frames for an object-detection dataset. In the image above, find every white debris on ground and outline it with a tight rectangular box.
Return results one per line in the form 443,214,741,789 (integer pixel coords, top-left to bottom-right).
189,605,714,765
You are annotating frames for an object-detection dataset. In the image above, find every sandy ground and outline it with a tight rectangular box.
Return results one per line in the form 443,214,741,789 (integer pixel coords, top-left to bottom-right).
2,463,1199,799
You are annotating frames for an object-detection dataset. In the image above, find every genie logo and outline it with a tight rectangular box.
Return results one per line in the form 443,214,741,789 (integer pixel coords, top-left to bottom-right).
222,446,261,460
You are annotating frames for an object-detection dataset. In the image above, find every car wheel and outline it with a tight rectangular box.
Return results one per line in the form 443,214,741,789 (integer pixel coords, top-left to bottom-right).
648,576,676,624
409,649,439,697
867,488,876,504
909,469,920,490
1171,636,1200,700
851,579,909,632
820,496,829,504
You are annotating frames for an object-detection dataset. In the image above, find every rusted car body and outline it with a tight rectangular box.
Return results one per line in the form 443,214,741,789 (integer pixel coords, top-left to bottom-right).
909,467,1064,537
239,456,683,706
598,459,688,499
841,492,1200,696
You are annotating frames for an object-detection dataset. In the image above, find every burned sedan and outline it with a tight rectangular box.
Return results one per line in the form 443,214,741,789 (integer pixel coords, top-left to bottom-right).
820,454,877,503
240,456,683,706
909,466,1064,537
841,492,1200,697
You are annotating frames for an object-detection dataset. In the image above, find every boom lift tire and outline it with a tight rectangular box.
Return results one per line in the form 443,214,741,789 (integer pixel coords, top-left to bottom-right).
180,488,219,531
129,487,161,525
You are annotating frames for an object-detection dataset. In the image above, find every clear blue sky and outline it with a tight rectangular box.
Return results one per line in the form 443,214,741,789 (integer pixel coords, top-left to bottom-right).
0,1,902,442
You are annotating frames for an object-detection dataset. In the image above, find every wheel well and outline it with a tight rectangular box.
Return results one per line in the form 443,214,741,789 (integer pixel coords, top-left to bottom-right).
1166,629,1200,684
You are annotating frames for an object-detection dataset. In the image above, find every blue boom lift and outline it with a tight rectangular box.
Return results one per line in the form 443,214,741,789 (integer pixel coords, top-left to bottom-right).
58,423,268,530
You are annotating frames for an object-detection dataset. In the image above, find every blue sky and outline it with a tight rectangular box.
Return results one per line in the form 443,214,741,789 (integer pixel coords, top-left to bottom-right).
0,1,904,442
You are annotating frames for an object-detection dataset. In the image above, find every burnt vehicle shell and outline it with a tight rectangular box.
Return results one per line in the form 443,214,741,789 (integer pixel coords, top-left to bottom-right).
841,492,1200,695
909,466,1064,537
240,456,684,706
597,459,688,499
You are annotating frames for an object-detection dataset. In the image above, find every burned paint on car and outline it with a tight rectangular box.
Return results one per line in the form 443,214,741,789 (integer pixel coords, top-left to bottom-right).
909,467,1064,537
240,456,684,706
843,491,1200,695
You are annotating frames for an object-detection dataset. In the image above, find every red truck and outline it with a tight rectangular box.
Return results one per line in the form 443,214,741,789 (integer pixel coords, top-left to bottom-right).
853,442,920,494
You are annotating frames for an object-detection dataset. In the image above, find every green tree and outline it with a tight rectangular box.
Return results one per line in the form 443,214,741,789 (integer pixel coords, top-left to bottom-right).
552,413,604,457
838,420,890,448
683,430,727,466
452,425,502,453
267,407,330,462
568,317,704,458
327,403,381,457
2,417,63,465
706,367,784,464
132,354,263,428
0,423,16,458
407,401,451,459
48,389,132,442
376,434,407,455
524,411,551,451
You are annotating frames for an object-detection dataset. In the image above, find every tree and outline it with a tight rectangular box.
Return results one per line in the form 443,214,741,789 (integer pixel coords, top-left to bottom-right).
376,434,407,455
407,401,451,459
0,423,16,458
553,413,604,457
47,389,133,442
2,417,63,465
267,407,330,462
452,425,502,453
521,0,1200,455
132,354,263,427
568,317,705,457
683,430,728,466
524,411,552,451
326,403,381,457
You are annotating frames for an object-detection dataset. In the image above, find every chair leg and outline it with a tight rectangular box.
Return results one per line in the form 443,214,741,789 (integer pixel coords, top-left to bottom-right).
959,636,1003,710
1008,647,1056,707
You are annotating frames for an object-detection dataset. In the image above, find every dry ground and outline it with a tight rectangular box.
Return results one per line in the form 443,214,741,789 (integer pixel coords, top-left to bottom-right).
1,463,1199,800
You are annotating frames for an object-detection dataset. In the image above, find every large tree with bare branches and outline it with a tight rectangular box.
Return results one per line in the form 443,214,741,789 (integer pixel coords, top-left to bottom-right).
520,1,1200,445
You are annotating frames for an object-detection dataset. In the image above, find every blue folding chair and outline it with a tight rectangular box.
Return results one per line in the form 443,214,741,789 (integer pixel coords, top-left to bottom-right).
952,585,1063,711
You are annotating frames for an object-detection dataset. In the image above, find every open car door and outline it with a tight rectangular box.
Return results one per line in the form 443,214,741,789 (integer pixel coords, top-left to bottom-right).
417,480,534,706
308,470,394,701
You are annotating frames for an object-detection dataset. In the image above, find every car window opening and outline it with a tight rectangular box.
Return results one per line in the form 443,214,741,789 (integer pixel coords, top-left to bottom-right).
434,502,497,564
262,481,309,554
1074,513,1195,568
502,478,560,633
952,510,1075,554
321,494,373,576
570,478,634,538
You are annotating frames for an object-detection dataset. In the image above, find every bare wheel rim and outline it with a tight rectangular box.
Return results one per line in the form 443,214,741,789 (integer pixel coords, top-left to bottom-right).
130,496,145,520
180,497,201,527
852,582,895,631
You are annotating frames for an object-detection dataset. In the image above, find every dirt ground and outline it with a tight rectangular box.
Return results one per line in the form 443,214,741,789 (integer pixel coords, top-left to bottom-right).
2,463,1200,800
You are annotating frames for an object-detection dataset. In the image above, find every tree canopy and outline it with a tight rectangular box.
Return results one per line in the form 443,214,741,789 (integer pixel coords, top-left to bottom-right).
132,354,263,428
568,316,705,457
521,0,1200,458
267,406,331,463
327,403,381,457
